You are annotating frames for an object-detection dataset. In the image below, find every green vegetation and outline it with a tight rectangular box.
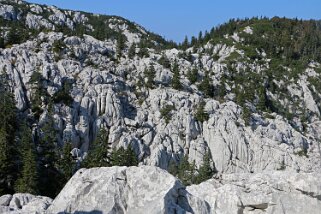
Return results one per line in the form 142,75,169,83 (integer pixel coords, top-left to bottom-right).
195,101,209,123
82,128,111,168
169,151,215,186
198,71,214,97
110,145,138,167
0,73,18,195
160,105,175,124
15,123,39,195
187,67,198,84
171,60,182,90
52,80,73,106
144,64,156,89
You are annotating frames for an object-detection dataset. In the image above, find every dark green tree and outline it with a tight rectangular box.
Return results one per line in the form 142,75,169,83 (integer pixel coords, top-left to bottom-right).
15,123,39,195
0,73,18,195
138,40,149,58
58,142,74,182
181,36,189,50
158,54,171,69
29,71,47,119
128,43,136,59
38,114,60,198
83,128,111,168
256,86,268,112
144,64,156,89
0,37,4,49
196,151,214,184
6,28,22,46
187,67,198,84
110,145,138,167
171,60,182,90
195,101,209,123
117,34,126,59
198,71,214,97
177,155,194,186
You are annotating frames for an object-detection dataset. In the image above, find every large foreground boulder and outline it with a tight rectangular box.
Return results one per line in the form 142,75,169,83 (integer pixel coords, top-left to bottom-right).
46,166,209,214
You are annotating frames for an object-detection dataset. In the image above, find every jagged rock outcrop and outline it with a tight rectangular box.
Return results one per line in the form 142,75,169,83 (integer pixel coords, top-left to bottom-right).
0,193,52,214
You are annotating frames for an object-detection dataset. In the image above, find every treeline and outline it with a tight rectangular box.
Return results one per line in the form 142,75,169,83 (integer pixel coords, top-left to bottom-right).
179,17,321,62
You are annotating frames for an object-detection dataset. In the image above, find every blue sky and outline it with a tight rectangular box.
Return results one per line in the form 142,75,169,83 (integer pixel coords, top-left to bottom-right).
26,0,321,42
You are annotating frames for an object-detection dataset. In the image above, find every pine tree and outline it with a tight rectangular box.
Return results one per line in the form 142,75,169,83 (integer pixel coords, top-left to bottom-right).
28,71,46,119
195,101,209,123
58,142,74,182
181,36,189,50
257,86,267,112
128,43,136,59
0,128,12,195
198,71,214,97
171,60,182,90
0,37,4,49
15,123,39,195
144,64,156,89
117,34,126,59
38,113,60,198
196,151,214,184
83,128,111,168
187,67,198,84
158,54,171,69
0,73,18,194
177,155,192,186
110,145,138,167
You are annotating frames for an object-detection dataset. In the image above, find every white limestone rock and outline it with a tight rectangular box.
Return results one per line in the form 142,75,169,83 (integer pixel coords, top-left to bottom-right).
187,171,321,214
0,193,52,214
46,166,209,214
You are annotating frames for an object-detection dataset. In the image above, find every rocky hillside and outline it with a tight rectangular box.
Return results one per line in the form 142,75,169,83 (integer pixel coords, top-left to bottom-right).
0,0,321,199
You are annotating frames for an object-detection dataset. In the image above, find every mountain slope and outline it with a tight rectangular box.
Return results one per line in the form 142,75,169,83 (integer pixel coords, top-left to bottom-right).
0,0,321,197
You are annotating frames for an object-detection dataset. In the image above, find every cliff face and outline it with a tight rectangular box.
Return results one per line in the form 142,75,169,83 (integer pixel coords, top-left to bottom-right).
0,0,321,174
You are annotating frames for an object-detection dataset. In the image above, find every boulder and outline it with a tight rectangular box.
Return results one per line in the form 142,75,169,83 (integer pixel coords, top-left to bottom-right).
46,166,209,214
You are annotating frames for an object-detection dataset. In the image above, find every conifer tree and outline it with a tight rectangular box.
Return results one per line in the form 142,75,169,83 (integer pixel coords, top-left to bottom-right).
110,145,138,167
117,34,126,59
144,64,156,89
181,36,189,50
158,54,171,69
0,73,18,194
171,60,182,90
38,113,60,198
198,71,214,97
0,128,13,195
15,123,38,195
196,151,214,184
128,43,136,59
83,128,111,168
195,101,209,123
58,142,74,182
187,67,198,84
0,37,4,49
